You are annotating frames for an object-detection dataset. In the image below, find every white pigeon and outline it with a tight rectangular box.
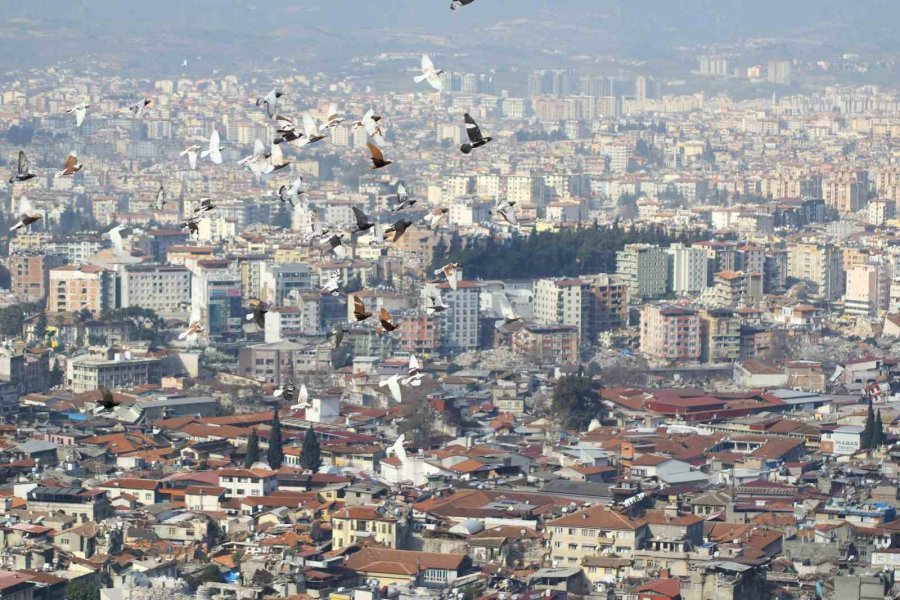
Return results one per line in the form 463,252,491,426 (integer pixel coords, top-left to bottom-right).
129,98,152,118
154,185,167,211
201,129,223,164
178,302,204,343
256,89,283,119
379,374,403,403
402,355,425,387
423,285,449,315
386,434,408,463
278,177,304,207
321,270,341,296
290,384,311,410
10,196,41,232
491,200,518,226
351,109,384,138
193,197,215,215
414,54,444,92
434,263,460,291
107,225,127,254
494,292,521,331
423,208,449,230
319,103,344,132
301,114,325,145
239,139,269,178
66,103,89,126
266,142,289,173
180,145,200,170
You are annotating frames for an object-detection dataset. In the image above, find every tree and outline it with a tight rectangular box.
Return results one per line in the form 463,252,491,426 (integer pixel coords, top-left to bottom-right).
267,408,284,469
299,426,322,472
399,397,439,449
244,429,260,468
196,564,224,584
874,409,885,448
552,373,603,430
32,311,47,345
66,579,101,600
861,396,875,449
50,360,64,388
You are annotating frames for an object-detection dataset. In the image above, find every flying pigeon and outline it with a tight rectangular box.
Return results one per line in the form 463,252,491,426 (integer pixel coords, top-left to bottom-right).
300,114,326,145
351,109,384,138
194,197,216,215
322,234,346,259
383,219,413,243
319,103,344,132
9,151,35,184
55,152,82,178
379,307,398,332
274,379,297,403
201,129,223,164
306,210,330,243
423,285,449,315
386,433,408,463
451,0,476,8
434,263,461,290
10,196,41,232
245,298,268,328
239,139,268,177
402,355,425,386
367,143,393,169
107,225,127,254
290,384,312,410
129,98,152,118
490,200,518,226
154,185,167,211
321,270,341,296
279,178,304,207
181,145,201,170
392,181,415,211
353,297,372,322
180,215,202,237
495,293,521,332
267,142,290,173
179,302,204,343
415,54,444,92
380,374,403,403
424,207,449,229
331,323,349,348
97,388,120,411
66,103,89,126
460,113,493,154
256,89,284,119
351,206,375,233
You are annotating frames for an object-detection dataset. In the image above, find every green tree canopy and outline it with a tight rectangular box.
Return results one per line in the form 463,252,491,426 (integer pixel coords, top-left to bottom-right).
267,408,284,469
244,429,260,468
66,579,100,600
299,426,322,472
552,373,603,431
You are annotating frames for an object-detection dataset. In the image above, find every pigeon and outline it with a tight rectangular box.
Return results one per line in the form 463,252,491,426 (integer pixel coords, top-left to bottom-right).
495,293,521,332
353,296,373,321
423,285,449,315
179,302,205,343
180,216,202,237
434,263,461,290
55,152,82,178
351,109,384,138
10,196,41,232
201,129,223,164
279,178,304,207
490,200,518,226
154,185,167,211
379,307,398,332
392,181,415,211
266,143,290,174
369,222,385,247
379,374,403,403
460,113,493,154
383,219,413,243
66,103,89,126
320,270,341,296
305,211,330,243
97,387,120,411
273,115,303,145
367,143,393,169
331,323,349,348
129,98,152,118
180,145,201,170
194,197,216,215
414,54,444,92
274,379,297,403
385,433,408,462
351,206,375,233
239,139,269,177
245,298,268,328
300,114,326,145
9,151,35,184
451,0,476,8
319,103,344,131
322,234,346,260
107,225,127,254
256,89,284,119
402,355,425,386
290,384,311,410
424,207,449,229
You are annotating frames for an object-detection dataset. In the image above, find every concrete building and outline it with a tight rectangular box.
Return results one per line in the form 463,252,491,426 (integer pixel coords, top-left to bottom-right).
190,259,243,339
65,351,162,393
867,199,896,226
713,271,763,307
217,468,278,498
699,309,741,363
440,281,481,354
259,262,314,306
668,243,709,295
9,253,66,302
640,305,701,363
331,505,400,550
47,265,115,315
616,244,668,301
591,274,629,332
845,262,892,317
26,487,112,524
237,340,315,385
787,243,844,301
512,324,579,365
121,265,191,313
534,278,593,345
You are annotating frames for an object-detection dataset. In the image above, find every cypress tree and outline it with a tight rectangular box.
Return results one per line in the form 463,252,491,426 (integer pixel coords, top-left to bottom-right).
300,426,322,472
861,396,875,449
874,410,885,448
267,409,283,469
244,429,260,468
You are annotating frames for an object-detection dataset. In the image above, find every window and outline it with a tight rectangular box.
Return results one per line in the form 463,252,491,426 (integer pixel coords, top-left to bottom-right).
424,569,448,583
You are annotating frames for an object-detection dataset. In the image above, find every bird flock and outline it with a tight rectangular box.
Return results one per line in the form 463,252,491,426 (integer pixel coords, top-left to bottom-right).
6,0,521,406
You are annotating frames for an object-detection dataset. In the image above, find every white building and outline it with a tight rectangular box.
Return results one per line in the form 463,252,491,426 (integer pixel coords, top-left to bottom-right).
121,265,192,314
668,243,709,295
616,244,668,301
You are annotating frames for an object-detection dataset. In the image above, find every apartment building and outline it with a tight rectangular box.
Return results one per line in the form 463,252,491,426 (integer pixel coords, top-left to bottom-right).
534,278,593,345
331,505,400,549
547,505,649,568
787,243,844,301
713,271,763,307
217,468,278,498
591,274,629,332
440,281,481,354
668,243,708,295
48,265,115,315
699,309,741,363
640,305,701,362
616,244,668,301
66,352,162,393
511,324,579,364
121,264,191,313
26,487,112,524
9,253,66,302
845,263,892,316
190,259,243,339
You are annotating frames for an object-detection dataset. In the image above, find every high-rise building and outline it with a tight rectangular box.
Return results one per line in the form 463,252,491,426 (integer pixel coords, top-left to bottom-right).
787,243,844,301
590,274,629,333
767,60,792,85
845,262,892,316
191,260,243,340
121,265,191,313
668,243,709,295
48,265,115,316
640,305,701,362
439,281,480,354
699,56,729,76
616,244,668,301
699,309,741,363
534,278,594,347
9,253,66,302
